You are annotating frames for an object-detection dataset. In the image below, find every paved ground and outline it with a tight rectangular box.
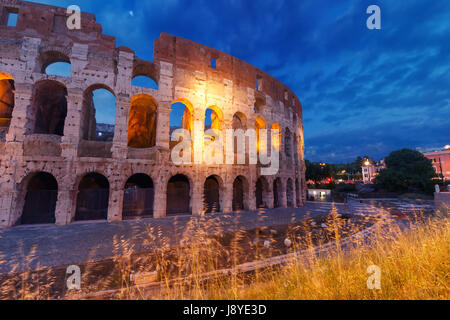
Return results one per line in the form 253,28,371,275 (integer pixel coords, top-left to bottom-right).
0,202,363,274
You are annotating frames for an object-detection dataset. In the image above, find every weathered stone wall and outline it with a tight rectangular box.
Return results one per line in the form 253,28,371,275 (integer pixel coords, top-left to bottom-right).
0,0,306,228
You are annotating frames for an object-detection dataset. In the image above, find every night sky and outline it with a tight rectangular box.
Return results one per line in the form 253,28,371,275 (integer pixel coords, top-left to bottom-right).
33,0,450,163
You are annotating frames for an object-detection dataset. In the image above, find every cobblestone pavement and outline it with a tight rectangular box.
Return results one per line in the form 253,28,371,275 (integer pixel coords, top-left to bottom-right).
0,202,365,274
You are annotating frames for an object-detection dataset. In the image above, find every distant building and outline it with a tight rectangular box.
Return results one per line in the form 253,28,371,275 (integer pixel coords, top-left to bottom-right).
422,146,450,181
362,159,386,184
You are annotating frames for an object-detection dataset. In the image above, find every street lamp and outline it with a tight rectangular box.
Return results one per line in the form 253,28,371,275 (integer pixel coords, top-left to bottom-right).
445,145,450,150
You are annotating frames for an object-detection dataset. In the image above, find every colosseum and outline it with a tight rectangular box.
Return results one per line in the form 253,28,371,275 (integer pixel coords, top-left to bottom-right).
0,0,305,228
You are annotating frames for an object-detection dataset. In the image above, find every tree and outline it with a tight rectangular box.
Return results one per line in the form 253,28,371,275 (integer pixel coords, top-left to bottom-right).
375,148,436,194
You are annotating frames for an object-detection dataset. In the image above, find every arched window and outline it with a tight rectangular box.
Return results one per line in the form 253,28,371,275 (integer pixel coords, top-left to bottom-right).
167,174,191,215
128,94,157,148
45,62,71,77
131,76,158,90
255,176,269,209
170,99,194,153
0,72,14,139
286,178,294,207
75,173,109,221
233,176,248,211
39,51,71,76
123,174,154,218
285,128,292,158
255,117,267,156
20,172,58,225
203,175,221,213
271,122,281,153
82,86,116,141
32,80,67,135
273,178,282,208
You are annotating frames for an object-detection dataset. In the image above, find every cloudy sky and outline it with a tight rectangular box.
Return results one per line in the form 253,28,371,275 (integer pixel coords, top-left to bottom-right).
34,0,450,163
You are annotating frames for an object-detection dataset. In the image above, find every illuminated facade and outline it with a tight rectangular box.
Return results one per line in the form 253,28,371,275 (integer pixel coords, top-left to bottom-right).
0,1,305,228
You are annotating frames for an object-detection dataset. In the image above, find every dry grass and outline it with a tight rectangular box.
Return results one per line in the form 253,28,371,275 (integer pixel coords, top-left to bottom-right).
151,207,449,300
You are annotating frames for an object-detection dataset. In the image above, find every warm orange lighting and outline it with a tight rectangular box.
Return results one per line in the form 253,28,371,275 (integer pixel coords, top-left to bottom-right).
445,145,450,150
364,160,370,166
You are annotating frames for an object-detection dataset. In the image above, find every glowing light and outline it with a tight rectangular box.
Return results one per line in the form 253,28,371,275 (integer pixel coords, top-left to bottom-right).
445,145,450,150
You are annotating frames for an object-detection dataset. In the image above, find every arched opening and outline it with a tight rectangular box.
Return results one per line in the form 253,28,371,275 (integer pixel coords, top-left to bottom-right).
20,172,57,225
285,128,292,158
0,72,14,140
82,86,116,141
39,51,71,75
255,117,266,156
255,176,269,209
132,62,159,90
204,106,223,162
294,133,299,164
233,176,248,211
167,174,190,215
131,76,158,90
273,178,282,208
123,174,154,219
32,80,67,135
170,100,194,160
254,97,265,113
286,178,294,207
75,173,109,221
203,175,221,213
232,112,248,162
128,94,157,148
45,62,71,77
271,122,281,154
295,178,301,207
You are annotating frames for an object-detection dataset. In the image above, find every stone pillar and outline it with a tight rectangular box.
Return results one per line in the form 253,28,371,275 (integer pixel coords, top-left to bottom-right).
0,190,16,228
107,189,123,222
153,177,167,218
156,102,171,149
248,178,257,211
222,181,233,213
281,179,288,208
267,182,274,209
6,83,33,149
111,95,130,159
191,178,204,216
61,88,84,158
55,189,76,225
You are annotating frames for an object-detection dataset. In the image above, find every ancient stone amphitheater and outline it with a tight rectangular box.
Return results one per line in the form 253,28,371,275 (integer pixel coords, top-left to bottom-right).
0,0,305,228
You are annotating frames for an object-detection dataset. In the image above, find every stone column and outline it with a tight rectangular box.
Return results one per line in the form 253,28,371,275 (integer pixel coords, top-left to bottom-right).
107,189,124,222
222,181,233,213
267,182,274,209
0,189,16,228
61,88,84,158
111,95,130,159
156,102,171,149
191,177,204,216
153,176,167,218
248,178,257,211
55,189,76,225
281,179,288,208
6,83,33,150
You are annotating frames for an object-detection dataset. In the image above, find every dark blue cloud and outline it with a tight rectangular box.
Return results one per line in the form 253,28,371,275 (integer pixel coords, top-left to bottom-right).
33,0,450,162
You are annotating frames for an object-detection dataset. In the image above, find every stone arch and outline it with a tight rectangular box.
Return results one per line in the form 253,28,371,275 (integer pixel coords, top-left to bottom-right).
123,173,154,219
232,112,247,130
255,116,267,155
255,176,270,209
295,178,301,207
170,99,194,154
32,80,67,135
75,173,110,221
128,94,157,148
273,177,283,208
39,50,71,74
233,175,249,211
0,72,14,139
82,84,116,141
285,127,292,158
19,172,58,225
203,174,223,213
271,122,281,153
166,174,191,215
132,61,159,89
286,178,294,207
